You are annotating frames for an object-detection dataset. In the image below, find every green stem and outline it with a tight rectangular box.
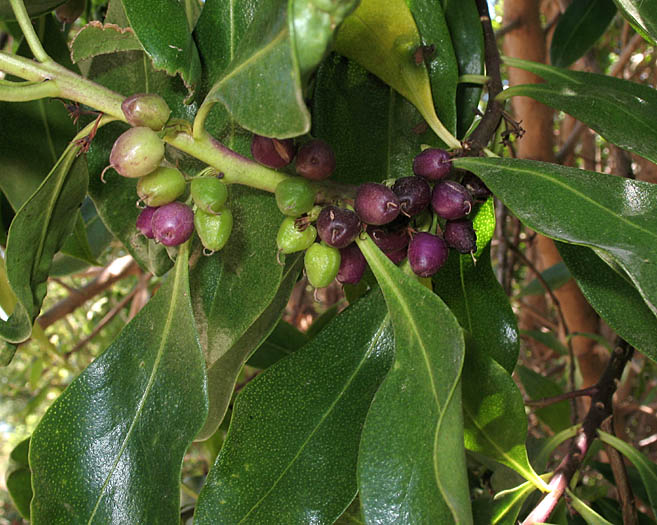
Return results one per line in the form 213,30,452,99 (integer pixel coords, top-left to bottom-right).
0,79,59,101
0,50,50,80
9,0,51,63
458,74,489,85
192,98,215,139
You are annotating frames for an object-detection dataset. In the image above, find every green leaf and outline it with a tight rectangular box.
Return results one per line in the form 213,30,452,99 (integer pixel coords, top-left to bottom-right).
612,0,657,45
490,478,544,525
517,262,571,298
557,242,657,361
356,234,472,525
29,244,208,524
194,290,394,524
6,438,32,519
516,365,571,433
462,348,548,491
60,212,99,265
500,57,657,165
0,147,86,344
120,0,201,94
70,22,143,63
246,319,309,369
565,489,615,525
598,430,657,517
441,0,484,138
452,157,657,319
335,0,460,149
200,0,309,138
0,0,65,20
550,0,617,68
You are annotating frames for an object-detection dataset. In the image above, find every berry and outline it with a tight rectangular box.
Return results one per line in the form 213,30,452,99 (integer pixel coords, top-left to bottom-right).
407,233,448,277
354,182,400,225
386,247,408,265
304,243,341,288
55,0,85,23
191,176,228,214
444,219,477,254
276,217,317,254
295,139,336,181
194,208,233,252
461,172,491,201
337,243,366,285
136,206,158,239
412,148,451,180
392,176,431,217
275,178,316,217
316,206,361,248
151,202,194,246
251,135,296,168
109,126,164,178
367,225,408,254
431,180,473,220
137,167,186,207
121,93,171,131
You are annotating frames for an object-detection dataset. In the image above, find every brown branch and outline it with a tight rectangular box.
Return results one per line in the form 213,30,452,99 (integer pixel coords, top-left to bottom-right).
525,385,597,408
521,340,634,525
495,18,522,39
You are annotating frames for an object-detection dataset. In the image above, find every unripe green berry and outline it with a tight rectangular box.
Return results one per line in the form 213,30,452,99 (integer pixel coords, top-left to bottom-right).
194,208,233,252
191,177,228,214
304,242,341,288
275,178,316,217
121,93,171,131
137,167,186,207
276,217,317,254
109,127,164,178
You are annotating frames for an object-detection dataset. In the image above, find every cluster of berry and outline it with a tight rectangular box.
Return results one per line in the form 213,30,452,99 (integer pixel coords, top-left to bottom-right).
107,94,234,253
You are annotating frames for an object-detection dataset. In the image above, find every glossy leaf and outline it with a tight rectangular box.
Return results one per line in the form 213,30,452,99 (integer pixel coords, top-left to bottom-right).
356,233,472,525
566,489,615,525
612,0,657,45
516,365,571,433
60,212,99,265
70,22,142,63
6,438,32,519
462,347,548,491
517,262,571,298
598,430,657,517
335,0,460,149
452,157,657,318
500,57,657,165
490,478,544,525
201,0,309,138
441,0,484,138
550,0,617,68
121,0,201,93
557,242,657,361
246,319,309,369
0,0,65,20
29,245,208,524
194,290,394,524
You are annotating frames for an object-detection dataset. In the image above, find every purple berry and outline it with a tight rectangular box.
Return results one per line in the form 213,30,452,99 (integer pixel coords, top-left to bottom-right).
251,135,296,169
316,206,361,248
151,202,194,246
337,243,367,285
461,172,491,201
431,180,474,220
386,247,408,265
136,206,158,239
413,148,451,180
355,182,400,226
407,232,448,277
295,139,336,181
367,225,409,254
444,219,477,254
392,176,431,217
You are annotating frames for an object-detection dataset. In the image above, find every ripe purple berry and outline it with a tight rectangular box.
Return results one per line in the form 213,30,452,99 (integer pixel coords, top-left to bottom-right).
392,176,431,217
386,247,408,265
337,243,367,285
295,139,336,181
444,219,477,254
251,135,296,169
407,233,449,277
355,182,400,226
316,206,361,248
461,172,491,201
151,202,194,246
367,225,409,254
136,206,158,239
431,180,473,220
413,148,451,180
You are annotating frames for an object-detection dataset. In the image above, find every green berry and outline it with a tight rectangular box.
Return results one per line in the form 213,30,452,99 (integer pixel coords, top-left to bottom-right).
136,167,186,207
275,178,316,217
109,127,164,178
121,93,171,131
194,208,233,252
191,177,228,214
304,242,341,288
276,217,317,254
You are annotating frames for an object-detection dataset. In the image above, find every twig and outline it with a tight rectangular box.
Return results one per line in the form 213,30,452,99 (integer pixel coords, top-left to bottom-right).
600,418,637,525
525,386,597,408
521,341,634,525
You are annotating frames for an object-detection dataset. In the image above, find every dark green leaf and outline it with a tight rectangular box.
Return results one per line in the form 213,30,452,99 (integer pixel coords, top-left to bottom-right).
490,479,541,525
516,365,571,433
29,245,208,524
612,0,657,45
121,0,201,94
0,0,65,20
566,489,615,525
550,0,617,68
557,242,657,361
592,461,651,509
6,438,32,519
517,262,571,298
246,319,308,369
356,234,472,524
500,57,657,164
70,21,143,63
60,212,98,265
452,157,657,318
194,290,394,524
1,148,86,344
